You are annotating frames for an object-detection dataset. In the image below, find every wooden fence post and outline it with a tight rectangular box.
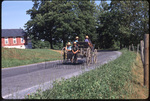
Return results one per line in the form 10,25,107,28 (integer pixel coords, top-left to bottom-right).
140,40,144,65
144,34,149,88
137,44,139,55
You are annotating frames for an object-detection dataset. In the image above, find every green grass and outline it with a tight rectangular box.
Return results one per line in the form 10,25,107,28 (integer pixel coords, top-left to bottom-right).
1,48,61,68
25,49,137,99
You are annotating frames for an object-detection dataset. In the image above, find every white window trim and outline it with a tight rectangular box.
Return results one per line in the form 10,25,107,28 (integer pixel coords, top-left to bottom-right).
13,37,17,44
21,37,24,43
5,37,9,44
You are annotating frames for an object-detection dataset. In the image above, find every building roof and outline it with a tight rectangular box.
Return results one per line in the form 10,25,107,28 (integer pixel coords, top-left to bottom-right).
1,29,27,37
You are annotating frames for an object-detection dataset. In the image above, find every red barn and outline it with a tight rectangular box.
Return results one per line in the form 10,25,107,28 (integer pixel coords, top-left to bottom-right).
1,29,31,49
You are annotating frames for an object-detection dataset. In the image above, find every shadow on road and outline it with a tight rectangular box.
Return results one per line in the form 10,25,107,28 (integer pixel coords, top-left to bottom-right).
97,49,119,52
58,60,85,66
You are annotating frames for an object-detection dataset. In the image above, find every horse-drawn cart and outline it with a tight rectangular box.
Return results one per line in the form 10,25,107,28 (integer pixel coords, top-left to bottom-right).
61,42,97,65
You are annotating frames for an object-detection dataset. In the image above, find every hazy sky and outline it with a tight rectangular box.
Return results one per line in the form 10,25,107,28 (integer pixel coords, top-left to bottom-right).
2,1,111,29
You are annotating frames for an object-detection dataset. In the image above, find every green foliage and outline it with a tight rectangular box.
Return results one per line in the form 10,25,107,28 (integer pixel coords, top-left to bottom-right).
32,40,50,49
111,41,120,50
96,0,149,49
25,0,97,48
53,42,63,50
26,49,137,99
25,0,149,49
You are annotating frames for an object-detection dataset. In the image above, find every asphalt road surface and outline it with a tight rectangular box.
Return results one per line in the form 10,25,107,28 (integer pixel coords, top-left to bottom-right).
2,50,122,99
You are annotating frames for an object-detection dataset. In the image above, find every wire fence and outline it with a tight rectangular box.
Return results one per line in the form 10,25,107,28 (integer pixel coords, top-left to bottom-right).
128,34,149,88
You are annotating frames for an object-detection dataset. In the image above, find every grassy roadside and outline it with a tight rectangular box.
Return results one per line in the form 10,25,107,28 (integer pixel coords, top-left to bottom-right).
127,53,149,99
1,48,61,68
25,49,148,99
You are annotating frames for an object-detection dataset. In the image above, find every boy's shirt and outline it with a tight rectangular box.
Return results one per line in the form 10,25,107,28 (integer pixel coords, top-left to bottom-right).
75,40,78,42
85,39,89,42
72,45,79,52
67,46,72,50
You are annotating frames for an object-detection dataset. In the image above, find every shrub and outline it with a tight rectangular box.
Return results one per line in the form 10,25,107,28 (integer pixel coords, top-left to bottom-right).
32,40,50,49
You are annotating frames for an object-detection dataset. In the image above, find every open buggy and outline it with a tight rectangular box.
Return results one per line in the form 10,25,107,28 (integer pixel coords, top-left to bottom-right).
61,42,97,65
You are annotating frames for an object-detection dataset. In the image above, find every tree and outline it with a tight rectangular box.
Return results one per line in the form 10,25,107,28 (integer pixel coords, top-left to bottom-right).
25,0,57,49
110,1,149,48
74,0,97,43
25,0,149,50
96,0,115,49
54,0,77,47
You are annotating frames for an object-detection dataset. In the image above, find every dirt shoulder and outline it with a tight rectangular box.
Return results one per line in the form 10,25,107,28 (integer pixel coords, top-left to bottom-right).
129,53,149,99
50,49,61,54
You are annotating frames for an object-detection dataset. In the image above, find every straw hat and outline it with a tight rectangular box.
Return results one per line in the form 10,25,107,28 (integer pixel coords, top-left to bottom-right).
73,42,77,44
85,36,89,38
76,36,79,39
67,42,71,45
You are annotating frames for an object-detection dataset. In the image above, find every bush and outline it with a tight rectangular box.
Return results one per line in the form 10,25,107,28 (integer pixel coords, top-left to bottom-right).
111,41,120,49
32,40,50,49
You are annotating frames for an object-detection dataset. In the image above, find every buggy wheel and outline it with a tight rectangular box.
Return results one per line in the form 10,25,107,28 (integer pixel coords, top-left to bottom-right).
86,47,91,65
93,49,97,63
61,47,67,63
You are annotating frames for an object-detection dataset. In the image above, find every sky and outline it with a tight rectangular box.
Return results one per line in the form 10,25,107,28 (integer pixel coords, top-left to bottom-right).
2,1,34,29
2,1,111,30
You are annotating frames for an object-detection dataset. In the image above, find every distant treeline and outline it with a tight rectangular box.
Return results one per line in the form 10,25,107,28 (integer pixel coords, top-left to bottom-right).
25,0,149,49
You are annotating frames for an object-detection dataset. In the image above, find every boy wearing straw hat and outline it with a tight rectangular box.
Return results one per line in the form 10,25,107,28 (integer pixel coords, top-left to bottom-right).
65,42,73,62
74,36,79,42
72,42,79,63
65,42,72,51
85,35,93,48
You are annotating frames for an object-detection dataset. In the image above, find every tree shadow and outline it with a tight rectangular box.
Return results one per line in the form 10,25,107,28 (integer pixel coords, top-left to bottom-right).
97,49,119,52
58,60,85,65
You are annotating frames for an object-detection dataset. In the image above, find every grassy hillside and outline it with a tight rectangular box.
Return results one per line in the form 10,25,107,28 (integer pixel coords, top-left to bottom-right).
1,48,61,68
25,49,148,99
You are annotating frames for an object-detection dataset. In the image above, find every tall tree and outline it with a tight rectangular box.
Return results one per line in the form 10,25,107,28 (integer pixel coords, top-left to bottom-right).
25,0,58,49
25,0,149,49
52,0,77,47
75,0,97,43
96,0,114,49
110,0,149,48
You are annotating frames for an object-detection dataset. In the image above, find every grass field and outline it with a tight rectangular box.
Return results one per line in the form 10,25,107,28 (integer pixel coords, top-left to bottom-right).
1,48,61,68
25,49,148,99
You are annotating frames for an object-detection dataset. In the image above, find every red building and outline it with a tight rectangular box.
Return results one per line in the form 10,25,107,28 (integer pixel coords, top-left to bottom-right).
1,29,31,49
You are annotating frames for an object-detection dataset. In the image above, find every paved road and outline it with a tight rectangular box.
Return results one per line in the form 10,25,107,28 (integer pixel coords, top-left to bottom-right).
2,50,122,99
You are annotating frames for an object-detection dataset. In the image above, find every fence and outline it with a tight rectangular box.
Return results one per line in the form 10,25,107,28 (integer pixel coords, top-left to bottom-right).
128,34,149,88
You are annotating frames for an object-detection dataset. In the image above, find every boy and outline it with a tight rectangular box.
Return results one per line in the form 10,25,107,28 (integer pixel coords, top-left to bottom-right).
72,42,79,63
